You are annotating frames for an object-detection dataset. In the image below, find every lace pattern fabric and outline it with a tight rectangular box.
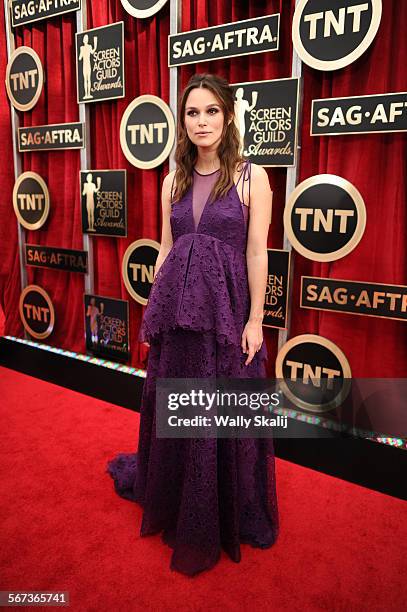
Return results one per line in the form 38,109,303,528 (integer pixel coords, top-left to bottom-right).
107,161,279,576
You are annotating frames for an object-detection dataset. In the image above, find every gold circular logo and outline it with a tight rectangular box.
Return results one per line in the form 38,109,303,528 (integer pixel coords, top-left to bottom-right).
283,174,366,262
19,285,55,340
13,171,50,230
292,0,382,71
122,238,160,304
120,0,169,18
276,333,352,413
5,46,44,111
120,95,175,169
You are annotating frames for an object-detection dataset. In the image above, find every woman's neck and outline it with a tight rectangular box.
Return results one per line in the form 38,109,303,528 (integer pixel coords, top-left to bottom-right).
194,148,220,174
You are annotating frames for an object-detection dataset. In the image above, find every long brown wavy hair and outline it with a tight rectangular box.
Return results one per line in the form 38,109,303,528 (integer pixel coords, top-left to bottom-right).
172,74,245,203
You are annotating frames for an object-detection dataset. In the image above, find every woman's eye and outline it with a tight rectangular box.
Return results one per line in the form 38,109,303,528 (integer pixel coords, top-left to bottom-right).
186,108,218,117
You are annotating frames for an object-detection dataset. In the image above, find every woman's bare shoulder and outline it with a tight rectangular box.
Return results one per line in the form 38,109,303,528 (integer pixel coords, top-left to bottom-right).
234,160,268,186
163,169,176,187
162,170,176,198
249,163,271,191
249,162,268,179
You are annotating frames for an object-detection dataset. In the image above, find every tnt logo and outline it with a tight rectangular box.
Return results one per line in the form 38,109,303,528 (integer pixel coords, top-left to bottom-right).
13,172,50,231
304,4,369,39
17,193,45,211
122,239,160,304
285,360,341,390
120,0,170,20
127,123,168,145
283,174,366,262
292,0,382,71
19,286,55,340
129,263,155,283
294,208,355,233
23,303,51,324
6,47,44,111
276,334,352,413
120,95,175,169
9,68,39,91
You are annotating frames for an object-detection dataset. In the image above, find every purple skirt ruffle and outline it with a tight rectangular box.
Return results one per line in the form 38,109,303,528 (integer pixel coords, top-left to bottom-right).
138,233,261,352
106,328,279,576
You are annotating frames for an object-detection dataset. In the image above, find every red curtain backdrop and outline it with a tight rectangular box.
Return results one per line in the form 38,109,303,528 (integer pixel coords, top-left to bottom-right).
0,0,406,376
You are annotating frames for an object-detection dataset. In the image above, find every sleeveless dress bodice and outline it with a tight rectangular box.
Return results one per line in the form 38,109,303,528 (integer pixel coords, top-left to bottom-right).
191,168,248,231
138,161,267,362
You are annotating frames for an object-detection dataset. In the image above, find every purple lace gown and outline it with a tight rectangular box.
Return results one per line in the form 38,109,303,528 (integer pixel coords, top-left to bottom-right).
106,161,279,576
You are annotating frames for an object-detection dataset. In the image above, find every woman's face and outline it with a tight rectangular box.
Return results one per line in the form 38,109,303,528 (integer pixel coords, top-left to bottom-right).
184,87,226,149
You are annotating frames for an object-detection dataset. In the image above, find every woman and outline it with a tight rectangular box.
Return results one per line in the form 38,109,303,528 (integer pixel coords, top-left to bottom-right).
107,74,279,576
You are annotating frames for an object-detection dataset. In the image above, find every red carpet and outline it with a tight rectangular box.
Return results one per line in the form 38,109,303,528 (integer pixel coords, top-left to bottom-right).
0,365,406,611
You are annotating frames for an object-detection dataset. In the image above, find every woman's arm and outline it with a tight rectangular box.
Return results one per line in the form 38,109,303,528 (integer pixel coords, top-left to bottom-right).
142,172,175,348
153,170,175,280
242,163,273,366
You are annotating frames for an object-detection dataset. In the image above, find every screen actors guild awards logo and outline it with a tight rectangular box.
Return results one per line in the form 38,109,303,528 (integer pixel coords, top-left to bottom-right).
234,88,258,155
78,33,98,100
82,173,101,231
263,249,291,329
86,297,104,345
84,294,130,360
80,170,127,236
76,22,125,104
232,78,300,167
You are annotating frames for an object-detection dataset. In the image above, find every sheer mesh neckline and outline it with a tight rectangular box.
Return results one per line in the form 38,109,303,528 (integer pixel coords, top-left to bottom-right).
193,167,220,177
192,167,249,206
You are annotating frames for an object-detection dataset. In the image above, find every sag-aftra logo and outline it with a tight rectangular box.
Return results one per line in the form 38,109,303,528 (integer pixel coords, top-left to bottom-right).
169,14,280,67
311,92,407,136
11,0,81,27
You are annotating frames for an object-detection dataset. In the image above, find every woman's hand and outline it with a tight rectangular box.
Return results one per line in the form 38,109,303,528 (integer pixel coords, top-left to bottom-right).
241,319,263,366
